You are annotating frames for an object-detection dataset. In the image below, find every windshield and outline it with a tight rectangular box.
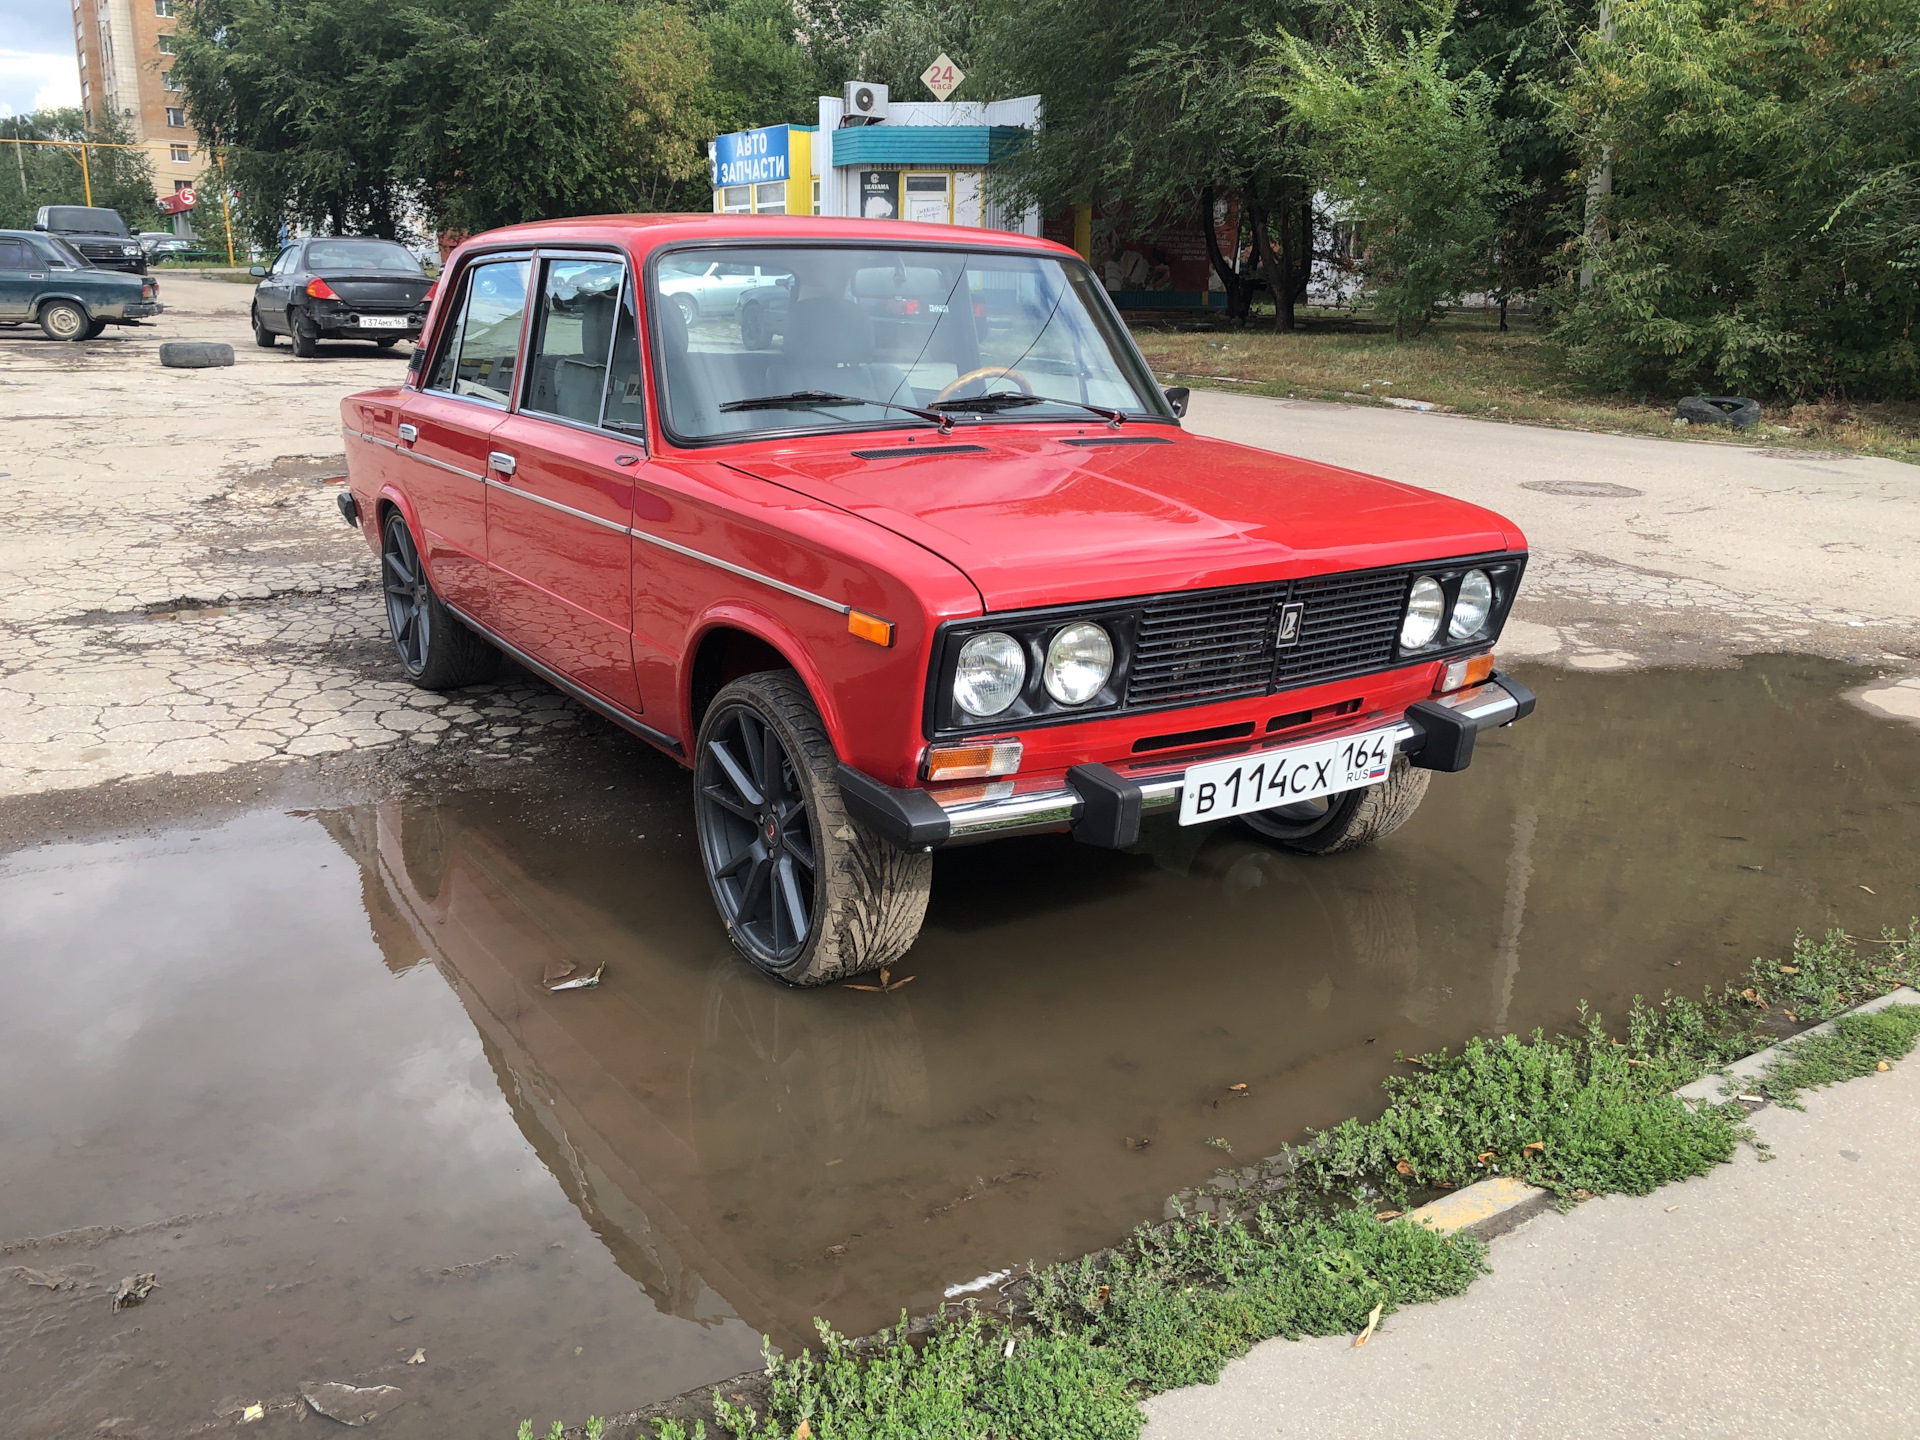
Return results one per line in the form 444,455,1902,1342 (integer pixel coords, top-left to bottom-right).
650,244,1170,442
305,239,424,274
47,207,128,236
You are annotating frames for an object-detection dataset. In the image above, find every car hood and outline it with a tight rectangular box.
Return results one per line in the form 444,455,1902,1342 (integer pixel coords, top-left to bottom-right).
724,429,1522,611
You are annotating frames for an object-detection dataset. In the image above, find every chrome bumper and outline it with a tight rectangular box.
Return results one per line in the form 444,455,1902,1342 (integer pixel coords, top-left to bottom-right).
835,673,1536,851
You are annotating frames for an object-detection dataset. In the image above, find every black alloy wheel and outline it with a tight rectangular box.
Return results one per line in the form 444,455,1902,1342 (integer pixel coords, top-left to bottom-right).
1239,793,1343,843
382,513,433,678
377,510,503,690
697,701,819,970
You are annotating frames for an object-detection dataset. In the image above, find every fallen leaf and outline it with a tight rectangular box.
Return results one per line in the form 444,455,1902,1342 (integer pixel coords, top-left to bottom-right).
795,1422,811,1440
1784,1010,1798,1022
1375,1210,1403,1222
828,1244,847,1255
241,1404,264,1423
16,1266,80,1291
1571,1189,1594,1200
1779,965,1800,975
547,963,604,992
1877,1060,1891,1072
1740,864,1763,872
843,983,883,991
1522,1142,1545,1156
406,1349,425,1365
1740,988,1762,1005
1476,1151,1497,1164
1394,1160,1413,1178
1353,1301,1382,1347
1860,885,1876,894
1228,1083,1248,1093
1096,1284,1111,1306
111,1273,157,1313
885,974,917,991
878,967,890,987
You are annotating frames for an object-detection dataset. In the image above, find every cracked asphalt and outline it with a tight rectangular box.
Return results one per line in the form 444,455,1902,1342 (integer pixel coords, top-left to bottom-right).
4,279,1917,825
0,275,590,808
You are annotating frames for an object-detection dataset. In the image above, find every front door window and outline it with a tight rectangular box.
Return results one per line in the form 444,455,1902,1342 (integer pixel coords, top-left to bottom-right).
427,258,530,405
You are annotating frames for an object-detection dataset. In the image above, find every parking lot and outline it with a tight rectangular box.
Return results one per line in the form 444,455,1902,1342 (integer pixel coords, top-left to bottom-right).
3,276,1918,1437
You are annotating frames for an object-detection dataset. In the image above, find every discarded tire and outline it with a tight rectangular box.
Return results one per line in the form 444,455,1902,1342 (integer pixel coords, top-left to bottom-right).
1676,395,1761,429
159,341,236,369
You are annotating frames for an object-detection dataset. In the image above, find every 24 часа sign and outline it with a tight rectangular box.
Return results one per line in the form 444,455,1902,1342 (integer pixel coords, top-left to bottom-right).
711,126,792,188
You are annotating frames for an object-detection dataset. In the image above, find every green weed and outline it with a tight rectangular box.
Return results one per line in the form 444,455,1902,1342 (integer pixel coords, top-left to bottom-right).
1738,925,1920,1023
1756,1005,1920,1108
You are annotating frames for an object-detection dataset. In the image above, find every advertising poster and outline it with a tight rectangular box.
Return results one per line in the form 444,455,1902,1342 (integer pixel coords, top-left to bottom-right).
859,171,900,220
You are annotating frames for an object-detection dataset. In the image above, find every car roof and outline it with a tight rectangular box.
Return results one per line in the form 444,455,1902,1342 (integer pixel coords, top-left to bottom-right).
454,213,1077,262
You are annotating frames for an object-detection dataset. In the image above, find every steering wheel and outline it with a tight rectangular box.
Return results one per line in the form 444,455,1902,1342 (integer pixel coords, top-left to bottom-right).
933,366,1035,404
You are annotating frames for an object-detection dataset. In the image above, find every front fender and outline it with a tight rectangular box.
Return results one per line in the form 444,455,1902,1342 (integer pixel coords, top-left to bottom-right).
682,603,849,756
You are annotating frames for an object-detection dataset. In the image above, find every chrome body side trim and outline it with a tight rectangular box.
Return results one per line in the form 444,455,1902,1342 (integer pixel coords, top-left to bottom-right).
627,527,851,615
484,477,629,536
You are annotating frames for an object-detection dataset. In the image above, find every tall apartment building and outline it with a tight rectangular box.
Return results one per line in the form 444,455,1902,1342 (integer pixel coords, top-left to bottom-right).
72,0,207,231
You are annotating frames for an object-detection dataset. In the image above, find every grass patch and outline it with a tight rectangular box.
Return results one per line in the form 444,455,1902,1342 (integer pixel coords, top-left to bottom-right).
1130,309,1920,465
1755,1005,1920,1109
521,924,1919,1440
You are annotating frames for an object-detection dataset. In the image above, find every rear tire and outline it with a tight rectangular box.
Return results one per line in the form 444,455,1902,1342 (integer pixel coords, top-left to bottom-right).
290,309,319,358
1236,755,1431,855
374,335,400,349
39,300,88,342
695,672,931,986
83,318,108,340
380,510,501,690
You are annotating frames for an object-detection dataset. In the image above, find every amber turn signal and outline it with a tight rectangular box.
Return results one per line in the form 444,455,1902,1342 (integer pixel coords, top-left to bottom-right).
1438,651,1496,693
846,609,894,647
923,738,1023,782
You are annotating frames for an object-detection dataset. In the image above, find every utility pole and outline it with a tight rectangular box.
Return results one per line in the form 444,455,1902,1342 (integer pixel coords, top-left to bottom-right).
218,152,235,267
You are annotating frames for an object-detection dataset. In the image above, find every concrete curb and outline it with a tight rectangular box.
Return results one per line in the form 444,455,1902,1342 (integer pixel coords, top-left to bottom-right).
1674,985,1920,1104
1400,986,1920,1239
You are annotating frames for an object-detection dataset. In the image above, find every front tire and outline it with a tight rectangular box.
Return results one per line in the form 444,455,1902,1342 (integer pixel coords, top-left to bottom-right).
380,510,501,690
39,300,88,342
1237,755,1431,855
695,672,931,986
374,335,400,349
252,306,276,348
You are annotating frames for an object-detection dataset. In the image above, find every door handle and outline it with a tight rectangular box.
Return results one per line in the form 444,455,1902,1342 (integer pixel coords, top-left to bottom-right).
28,273,45,280
488,451,516,477
397,423,418,444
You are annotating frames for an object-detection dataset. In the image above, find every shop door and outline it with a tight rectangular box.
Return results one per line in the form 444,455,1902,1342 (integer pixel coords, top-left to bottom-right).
903,173,952,224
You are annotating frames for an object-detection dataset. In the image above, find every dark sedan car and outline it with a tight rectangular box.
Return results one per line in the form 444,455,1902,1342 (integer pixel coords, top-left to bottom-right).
250,236,433,356
33,205,148,274
0,229,162,340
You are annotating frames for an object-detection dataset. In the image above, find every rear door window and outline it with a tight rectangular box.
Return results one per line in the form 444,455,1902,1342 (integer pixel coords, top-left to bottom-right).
521,257,625,427
426,258,530,405
0,239,33,270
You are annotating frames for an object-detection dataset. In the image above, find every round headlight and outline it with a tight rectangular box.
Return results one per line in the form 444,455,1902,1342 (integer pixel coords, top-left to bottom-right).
1401,575,1444,649
954,632,1026,717
1450,569,1493,639
1043,622,1114,705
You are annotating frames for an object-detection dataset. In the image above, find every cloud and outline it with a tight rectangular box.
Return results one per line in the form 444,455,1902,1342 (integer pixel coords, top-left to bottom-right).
1,49,82,118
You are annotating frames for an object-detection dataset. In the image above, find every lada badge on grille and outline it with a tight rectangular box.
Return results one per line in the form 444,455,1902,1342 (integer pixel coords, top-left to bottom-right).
1275,602,1305,647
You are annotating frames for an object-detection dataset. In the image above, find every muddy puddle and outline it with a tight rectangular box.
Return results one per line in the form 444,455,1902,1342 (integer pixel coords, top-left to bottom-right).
3,656,1916,1437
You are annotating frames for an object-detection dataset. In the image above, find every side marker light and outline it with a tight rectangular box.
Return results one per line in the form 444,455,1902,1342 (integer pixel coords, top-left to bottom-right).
847,609,894,647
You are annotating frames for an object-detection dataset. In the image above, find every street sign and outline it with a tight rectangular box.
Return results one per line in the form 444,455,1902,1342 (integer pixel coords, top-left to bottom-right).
921,53,964,101
158,188,197,215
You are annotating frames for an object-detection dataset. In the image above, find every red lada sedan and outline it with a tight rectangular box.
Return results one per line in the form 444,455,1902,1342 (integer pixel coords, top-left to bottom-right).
338,216,1534,985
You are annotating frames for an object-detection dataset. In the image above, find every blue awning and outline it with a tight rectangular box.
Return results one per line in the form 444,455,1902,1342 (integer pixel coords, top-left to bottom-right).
830,125,1029,168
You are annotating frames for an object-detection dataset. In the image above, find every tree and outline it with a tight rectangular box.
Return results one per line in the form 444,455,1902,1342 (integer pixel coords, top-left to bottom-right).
617,4,718,213
980,0,1325,329
1264,2,1511,337
0,108,158,233
1550,0,1920,398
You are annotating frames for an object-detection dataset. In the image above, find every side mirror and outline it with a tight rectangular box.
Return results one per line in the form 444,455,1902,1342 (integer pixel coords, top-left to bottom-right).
31,221,46,231
1163,385,1190,420
249,265,266,277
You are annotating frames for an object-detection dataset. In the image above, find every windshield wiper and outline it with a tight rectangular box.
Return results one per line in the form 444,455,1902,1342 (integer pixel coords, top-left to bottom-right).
930,392,1126,427
718,390,952,434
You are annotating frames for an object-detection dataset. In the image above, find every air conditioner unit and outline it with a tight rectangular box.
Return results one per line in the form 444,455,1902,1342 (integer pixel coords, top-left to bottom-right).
842,81,889,125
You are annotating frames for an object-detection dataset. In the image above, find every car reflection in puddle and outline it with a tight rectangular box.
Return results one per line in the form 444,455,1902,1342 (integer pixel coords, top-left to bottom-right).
3,657,1916,1436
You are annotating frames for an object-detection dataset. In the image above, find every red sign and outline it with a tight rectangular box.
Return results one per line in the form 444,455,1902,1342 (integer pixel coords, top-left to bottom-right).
159,188,197,215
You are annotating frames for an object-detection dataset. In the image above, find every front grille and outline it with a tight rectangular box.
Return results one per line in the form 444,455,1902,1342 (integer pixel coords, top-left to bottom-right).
1124,569,1414,708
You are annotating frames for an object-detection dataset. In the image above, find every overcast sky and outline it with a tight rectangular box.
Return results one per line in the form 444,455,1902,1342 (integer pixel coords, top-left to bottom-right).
1,0,85,117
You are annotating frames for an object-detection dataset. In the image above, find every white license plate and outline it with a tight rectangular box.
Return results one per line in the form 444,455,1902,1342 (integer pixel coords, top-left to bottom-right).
358,315,408,329
1177,726,1397,826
